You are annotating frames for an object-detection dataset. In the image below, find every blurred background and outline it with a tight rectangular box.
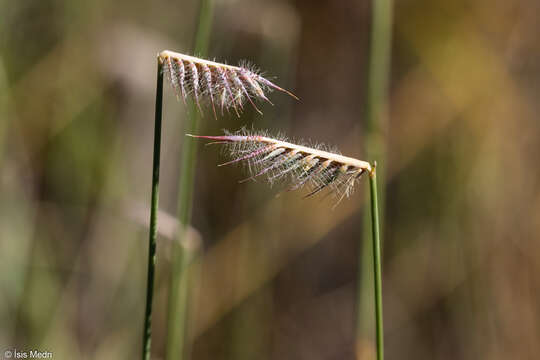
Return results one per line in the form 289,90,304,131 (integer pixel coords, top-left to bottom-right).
1,0,540,359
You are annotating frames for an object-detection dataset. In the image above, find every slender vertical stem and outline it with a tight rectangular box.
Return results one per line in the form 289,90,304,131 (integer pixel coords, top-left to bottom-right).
0,57,9,169
357,0,392,359
166,1,214,359
369,166,383,360
142,58,164,360
365,0,393,226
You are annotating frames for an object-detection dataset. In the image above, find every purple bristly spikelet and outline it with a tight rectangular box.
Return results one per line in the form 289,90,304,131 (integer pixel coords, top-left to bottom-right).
200,63,217,119
165,57,179,97
215,66,238,116
186,129,372,203
187,61,202,113
178,59,186,103
159,50,298,117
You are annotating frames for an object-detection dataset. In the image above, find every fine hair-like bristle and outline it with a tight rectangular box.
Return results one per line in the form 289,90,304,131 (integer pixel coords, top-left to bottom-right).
187,129,372,204
158,50,298,118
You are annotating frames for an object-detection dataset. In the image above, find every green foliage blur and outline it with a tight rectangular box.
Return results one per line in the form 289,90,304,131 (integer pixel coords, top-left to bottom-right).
1,0,539,359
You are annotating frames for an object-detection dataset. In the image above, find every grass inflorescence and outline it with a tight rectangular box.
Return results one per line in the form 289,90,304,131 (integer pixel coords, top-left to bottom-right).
188,129,371,203
159,50,298,117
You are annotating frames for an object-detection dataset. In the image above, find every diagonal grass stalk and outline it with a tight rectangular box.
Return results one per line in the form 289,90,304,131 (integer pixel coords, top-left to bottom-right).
357,0,393,359
166,1,214,359
142,59,164,360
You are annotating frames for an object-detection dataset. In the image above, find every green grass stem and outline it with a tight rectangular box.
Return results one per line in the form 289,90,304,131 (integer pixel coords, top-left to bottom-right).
357,0,393,359
142,59,164,360
369,166,383,360
165,1,214,359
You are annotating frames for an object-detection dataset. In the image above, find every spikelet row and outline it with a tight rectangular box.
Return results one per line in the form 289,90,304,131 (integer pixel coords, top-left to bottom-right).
189,129,372,203
159,50,297,118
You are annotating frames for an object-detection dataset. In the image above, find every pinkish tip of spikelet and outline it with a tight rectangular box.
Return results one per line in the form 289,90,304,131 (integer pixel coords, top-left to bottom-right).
185,134,246,142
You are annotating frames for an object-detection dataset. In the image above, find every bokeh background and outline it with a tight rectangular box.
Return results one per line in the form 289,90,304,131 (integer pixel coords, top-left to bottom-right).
1,0,540,359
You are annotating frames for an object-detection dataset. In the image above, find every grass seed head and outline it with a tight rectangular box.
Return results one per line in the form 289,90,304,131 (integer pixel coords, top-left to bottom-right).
187,129,372,205
159,50,298,118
